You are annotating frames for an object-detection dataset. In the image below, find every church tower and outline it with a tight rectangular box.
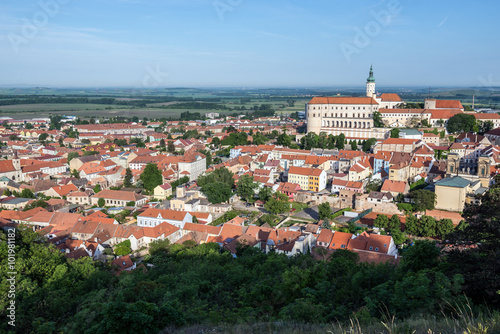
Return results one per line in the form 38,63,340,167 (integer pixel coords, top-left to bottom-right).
446,153,460,177
12,150,20,171
366,65,376,98
478,155,491,188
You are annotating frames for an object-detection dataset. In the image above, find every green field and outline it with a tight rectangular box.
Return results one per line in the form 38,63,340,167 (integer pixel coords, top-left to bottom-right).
0,87,498,120
0,104,239,120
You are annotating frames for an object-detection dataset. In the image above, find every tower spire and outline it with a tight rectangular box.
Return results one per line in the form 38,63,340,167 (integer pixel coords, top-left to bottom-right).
367,65,375,83
366,65,376,97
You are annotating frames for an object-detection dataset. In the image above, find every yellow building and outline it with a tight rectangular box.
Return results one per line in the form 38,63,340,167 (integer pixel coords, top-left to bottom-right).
288,166,326,192
434,176,472,212
154,183,173,200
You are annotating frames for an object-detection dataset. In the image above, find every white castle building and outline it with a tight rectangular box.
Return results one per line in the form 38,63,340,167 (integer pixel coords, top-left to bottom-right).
306,66,403,140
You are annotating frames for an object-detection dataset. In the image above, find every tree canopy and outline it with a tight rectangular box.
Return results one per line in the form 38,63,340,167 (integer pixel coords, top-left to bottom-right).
264,191,290,214
140,163,163,192
197,167,234,189
236,174,258,202
410,189,436,213
446,113,476,134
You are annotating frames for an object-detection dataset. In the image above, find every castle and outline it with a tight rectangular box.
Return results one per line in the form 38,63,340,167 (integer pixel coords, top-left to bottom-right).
306,66,402,140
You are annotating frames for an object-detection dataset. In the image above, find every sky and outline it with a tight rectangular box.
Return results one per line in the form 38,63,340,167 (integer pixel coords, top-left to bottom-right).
0,0,499,88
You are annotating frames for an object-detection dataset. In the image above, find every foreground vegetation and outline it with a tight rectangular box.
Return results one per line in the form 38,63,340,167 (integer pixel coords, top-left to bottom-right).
0,167,499,334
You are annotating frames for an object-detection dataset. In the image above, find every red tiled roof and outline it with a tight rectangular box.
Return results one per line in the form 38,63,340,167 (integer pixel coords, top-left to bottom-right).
309,97,379,105
435,100,463,109
380,93,402,102
381,180,407,193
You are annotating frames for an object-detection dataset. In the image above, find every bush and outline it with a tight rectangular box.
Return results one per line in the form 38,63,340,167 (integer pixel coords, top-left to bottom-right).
331,207,352,219
114,240,132,256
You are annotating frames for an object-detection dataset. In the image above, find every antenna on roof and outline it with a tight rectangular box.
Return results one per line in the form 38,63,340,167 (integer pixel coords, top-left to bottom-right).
428,87,431,99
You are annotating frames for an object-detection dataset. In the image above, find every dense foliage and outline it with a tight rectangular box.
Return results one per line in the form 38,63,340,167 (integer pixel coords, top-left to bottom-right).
140,163,163,192
0,228,481,333
446,113,477,134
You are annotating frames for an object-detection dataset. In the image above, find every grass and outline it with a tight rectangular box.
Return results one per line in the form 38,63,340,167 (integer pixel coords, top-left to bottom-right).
410,179,428,192
171,312,500,334
291,202,309,212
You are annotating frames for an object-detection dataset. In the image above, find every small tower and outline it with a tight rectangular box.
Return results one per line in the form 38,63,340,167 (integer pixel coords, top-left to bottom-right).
366,65,376,98
176,185,186,198
477,155,491,188
446,153,460,176
12,150,20,171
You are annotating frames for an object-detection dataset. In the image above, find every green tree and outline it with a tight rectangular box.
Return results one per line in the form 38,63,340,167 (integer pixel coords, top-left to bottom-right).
411,189,436,213
362,138,377,152
276,133,291,147
251,132,267,145
38,133,49,142
372,111,384,127
351,140,358,151
318,202,332,220
20,188,35,199
374,214,389,228
67,151,80,163
98,197,105,207
478,120,494,135
418,215,437,237
123,168,133,188
201,182,233,204
140,163,163,192
389,215,401,231
264,191,290,214
198,167,234,189
321,218,332,230
366,179,382,192
390,229,407,245
390,128,400,138
436,218,454,239
71,169,80,178
167,140,175,153
446,113,476,134
398,240,440,273
114,240,132,256
236,174,258,202
405,215,418,235
211,137,221,148
258,186,273,202
93,184,101,194
336,133,345,150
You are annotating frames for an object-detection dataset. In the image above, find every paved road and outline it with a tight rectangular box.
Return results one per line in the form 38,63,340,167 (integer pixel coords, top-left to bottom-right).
232,200,263,212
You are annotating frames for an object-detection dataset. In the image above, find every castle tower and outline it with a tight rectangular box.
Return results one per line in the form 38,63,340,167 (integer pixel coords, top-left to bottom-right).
306,103,322,134
477,155,491,188
446,153,460,176
366,65,376,98
424,99,437,109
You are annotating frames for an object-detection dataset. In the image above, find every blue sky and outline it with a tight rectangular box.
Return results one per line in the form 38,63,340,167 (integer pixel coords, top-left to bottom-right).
0,0,499,88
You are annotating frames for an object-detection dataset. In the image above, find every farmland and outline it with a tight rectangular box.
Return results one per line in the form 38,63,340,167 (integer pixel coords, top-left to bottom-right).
0,87,498,120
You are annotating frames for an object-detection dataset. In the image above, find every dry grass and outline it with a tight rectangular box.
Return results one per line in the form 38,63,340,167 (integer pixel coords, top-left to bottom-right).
168,310,500,334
